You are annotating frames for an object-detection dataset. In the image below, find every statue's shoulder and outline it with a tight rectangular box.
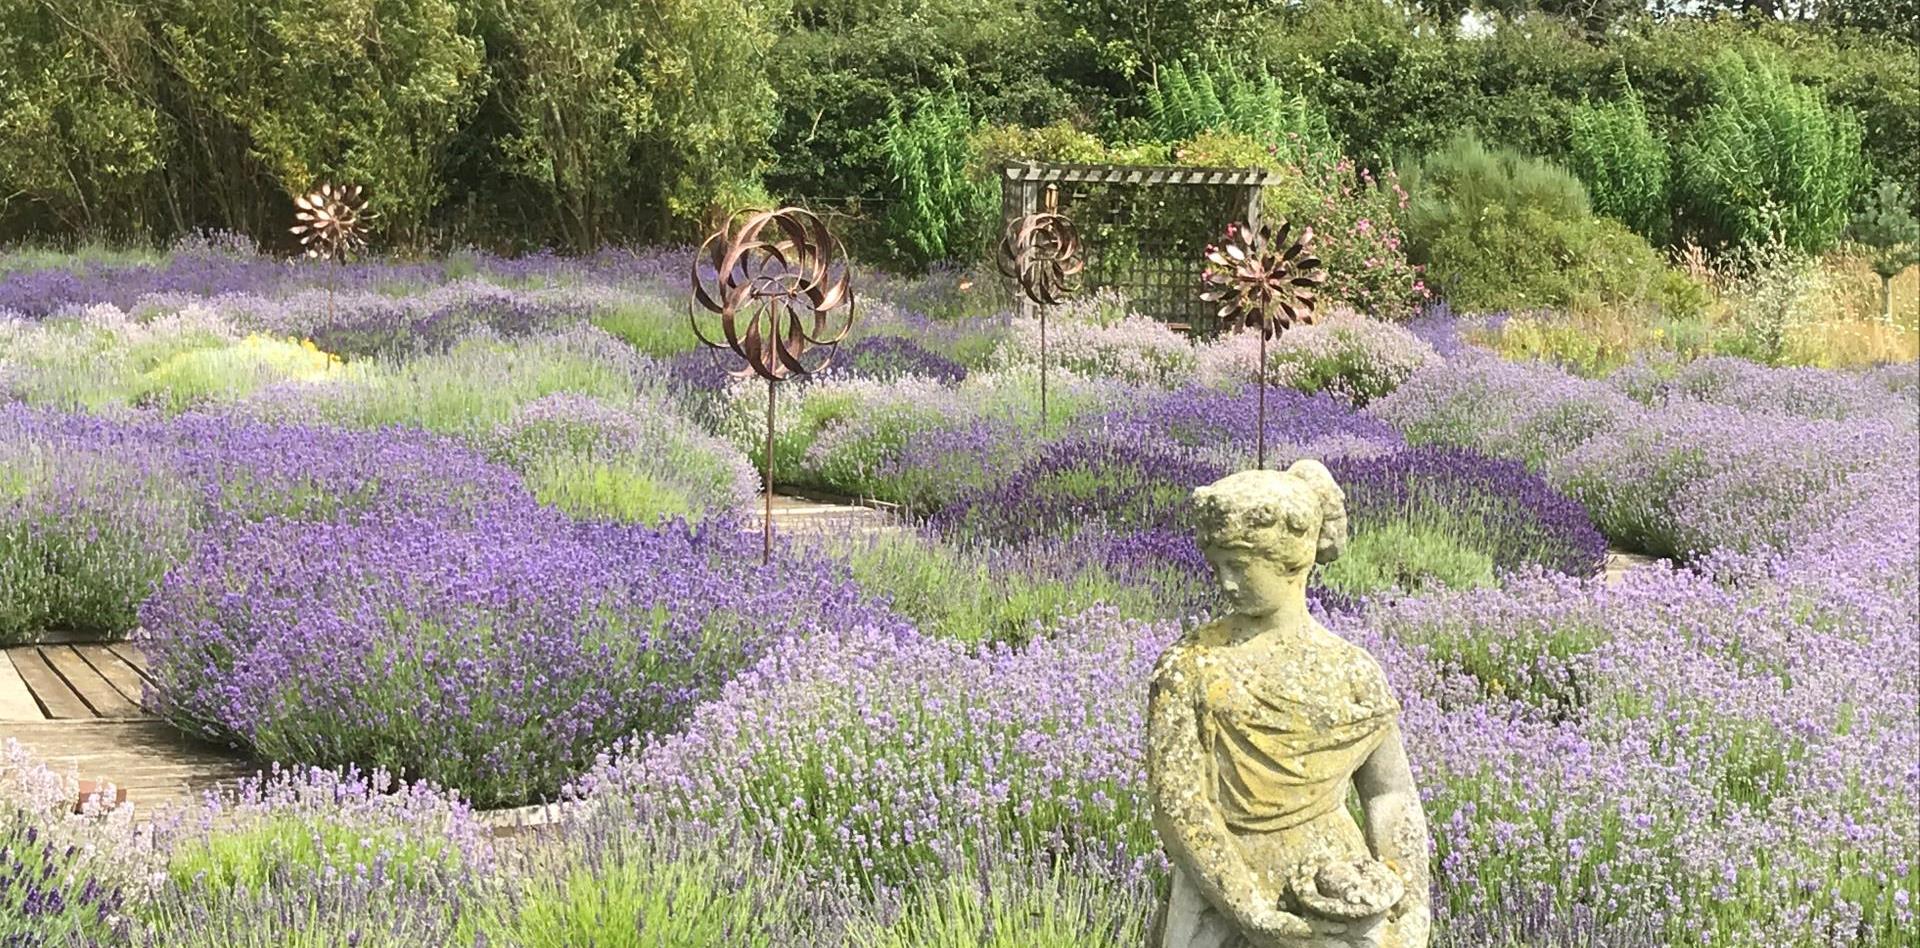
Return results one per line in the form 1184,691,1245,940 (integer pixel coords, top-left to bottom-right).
1346,644,1402,717
1316,622,1401,716
1149,623,1218,689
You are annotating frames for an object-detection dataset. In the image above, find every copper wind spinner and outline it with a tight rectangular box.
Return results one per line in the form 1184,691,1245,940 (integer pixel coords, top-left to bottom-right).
1201,220,1325,337
996,185,1083,423
690,207,857,561
1200,220,1328,469
290,183,370,262
996,185,1084,307
690,207,855,382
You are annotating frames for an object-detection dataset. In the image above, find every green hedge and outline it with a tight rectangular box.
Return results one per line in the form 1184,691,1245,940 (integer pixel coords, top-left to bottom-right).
0,0,1910,256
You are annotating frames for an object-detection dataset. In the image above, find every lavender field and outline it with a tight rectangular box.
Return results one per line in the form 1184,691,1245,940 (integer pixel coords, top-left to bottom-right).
3,239,1916,947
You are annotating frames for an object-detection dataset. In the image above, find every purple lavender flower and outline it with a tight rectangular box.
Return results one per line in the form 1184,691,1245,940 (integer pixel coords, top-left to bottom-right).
138,510,905,808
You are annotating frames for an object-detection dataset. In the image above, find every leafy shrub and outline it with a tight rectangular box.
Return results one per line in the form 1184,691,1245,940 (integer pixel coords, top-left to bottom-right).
1404,135,1674,312
155,0,484,246
1262,154,1426,319
1567,85,1669,242
1146,60,1328,147
1676,52,1864,255
478,0,780,246
884,91,995,269
1847,180,1920,322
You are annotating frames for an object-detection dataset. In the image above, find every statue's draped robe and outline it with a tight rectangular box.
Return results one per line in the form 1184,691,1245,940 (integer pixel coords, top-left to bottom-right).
1203,660,1398,833
1156,631,1401,948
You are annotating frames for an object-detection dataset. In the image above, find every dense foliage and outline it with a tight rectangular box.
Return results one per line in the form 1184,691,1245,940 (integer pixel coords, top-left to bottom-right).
1403,136,1679,312
0,2,1910,264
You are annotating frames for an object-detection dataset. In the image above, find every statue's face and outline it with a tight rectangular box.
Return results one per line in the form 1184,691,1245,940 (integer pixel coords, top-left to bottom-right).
1201,542,1295,617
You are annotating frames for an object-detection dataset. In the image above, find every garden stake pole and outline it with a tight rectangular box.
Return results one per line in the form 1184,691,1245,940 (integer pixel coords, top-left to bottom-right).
764,377,776,564
1257,330,1267,470
1042,309,1051,426
996,186,1082,431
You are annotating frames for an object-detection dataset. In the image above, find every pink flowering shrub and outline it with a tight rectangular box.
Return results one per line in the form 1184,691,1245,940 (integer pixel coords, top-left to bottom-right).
1264,155,1427,320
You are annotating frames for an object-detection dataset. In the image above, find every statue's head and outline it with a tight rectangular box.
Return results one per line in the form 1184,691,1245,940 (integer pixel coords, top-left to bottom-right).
1192,461,1347,617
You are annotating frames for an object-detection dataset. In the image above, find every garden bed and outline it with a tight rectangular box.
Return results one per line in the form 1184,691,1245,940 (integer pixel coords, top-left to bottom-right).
3,247,1915,946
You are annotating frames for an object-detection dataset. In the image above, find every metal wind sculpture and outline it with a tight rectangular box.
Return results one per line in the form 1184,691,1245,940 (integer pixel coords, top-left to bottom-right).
1200,220,1327,469
290,182,371,328
690,208,856,562
995,184,1084,424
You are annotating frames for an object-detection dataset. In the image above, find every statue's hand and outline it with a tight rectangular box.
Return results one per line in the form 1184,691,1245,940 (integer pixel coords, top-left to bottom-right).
1242,907,1348,948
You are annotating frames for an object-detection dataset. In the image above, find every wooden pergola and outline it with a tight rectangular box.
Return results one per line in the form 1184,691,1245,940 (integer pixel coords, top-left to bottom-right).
1000,161,1272,333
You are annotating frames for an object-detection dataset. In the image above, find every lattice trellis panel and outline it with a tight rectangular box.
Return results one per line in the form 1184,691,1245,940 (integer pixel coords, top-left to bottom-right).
1000,162,1269,335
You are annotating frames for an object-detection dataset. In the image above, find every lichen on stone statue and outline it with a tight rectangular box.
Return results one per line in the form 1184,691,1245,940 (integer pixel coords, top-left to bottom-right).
1148,461,1432,948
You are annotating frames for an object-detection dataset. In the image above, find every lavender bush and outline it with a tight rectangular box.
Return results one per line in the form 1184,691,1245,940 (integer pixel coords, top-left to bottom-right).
1194,308,1439,405
0,742,144,947
0,405,523,642
138,512,900,807
988,312,1197,387
488,393,758,524
574,607,1168,893
824,335,968,385
1374,350,1918,558
137,766,493,947
1326,447,1608,594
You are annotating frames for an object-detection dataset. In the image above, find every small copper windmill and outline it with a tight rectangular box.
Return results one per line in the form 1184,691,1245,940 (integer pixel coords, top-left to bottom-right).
690,208,856,562
291,183,370,328
1200,220,1327,469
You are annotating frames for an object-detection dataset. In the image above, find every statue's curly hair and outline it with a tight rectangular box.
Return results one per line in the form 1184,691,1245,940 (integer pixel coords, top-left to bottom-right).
1191,461,1348,565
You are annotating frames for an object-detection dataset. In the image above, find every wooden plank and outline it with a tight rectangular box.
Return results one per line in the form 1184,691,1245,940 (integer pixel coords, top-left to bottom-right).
107,642,153,680
72,645,149,711
40,647,140,718
0,652,46,721
6,650,92,719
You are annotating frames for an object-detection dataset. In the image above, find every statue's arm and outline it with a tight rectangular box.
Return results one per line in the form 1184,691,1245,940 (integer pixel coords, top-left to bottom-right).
1353,722,1432,920
1147,647,1302,937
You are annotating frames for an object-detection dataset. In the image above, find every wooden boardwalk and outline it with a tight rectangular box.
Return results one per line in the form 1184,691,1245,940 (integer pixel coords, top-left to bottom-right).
2,639,256,809
2,641,152,721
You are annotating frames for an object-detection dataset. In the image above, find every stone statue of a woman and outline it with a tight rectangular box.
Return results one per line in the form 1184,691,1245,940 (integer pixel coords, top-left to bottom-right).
1148,462,1431,948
